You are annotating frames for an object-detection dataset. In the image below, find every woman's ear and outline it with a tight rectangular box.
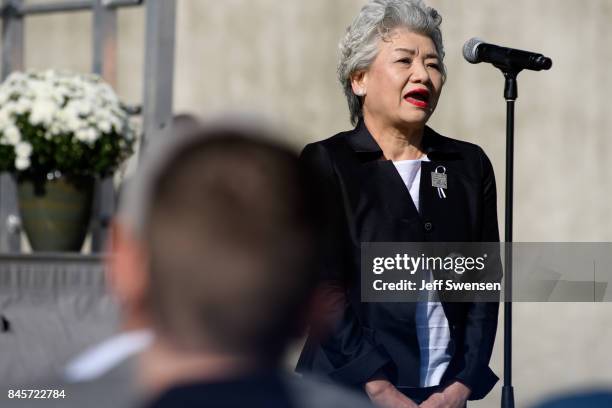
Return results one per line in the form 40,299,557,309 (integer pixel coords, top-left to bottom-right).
350,70,367,96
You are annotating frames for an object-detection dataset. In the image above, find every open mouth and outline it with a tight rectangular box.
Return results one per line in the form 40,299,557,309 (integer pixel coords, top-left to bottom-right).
404,88,430,109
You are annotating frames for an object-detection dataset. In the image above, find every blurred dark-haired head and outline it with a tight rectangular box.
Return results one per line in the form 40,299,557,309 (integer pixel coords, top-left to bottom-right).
117,119,325,362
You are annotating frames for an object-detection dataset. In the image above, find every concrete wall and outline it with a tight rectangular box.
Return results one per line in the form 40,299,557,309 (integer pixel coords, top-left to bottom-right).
2,1,612,406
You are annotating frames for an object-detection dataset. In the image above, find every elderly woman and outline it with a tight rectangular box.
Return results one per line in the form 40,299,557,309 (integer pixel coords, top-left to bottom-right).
296,1,500,407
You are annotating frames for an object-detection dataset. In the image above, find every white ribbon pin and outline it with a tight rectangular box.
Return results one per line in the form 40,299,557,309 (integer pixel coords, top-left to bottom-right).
431,165,447,199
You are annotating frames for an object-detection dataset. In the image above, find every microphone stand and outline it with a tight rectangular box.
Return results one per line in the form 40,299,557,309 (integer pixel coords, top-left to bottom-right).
500,67,520,408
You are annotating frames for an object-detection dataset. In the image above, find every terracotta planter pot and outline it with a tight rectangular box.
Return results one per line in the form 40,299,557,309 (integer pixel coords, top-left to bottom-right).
17,175,94,252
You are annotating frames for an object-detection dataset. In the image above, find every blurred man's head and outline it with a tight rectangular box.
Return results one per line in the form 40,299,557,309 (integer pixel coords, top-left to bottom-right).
110,119,322,362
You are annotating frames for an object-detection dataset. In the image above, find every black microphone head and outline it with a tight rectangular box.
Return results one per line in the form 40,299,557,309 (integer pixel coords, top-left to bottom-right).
463,37,484,64
535,55,553,70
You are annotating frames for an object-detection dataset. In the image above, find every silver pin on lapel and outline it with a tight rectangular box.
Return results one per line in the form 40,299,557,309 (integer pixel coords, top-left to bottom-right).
431,165,447,198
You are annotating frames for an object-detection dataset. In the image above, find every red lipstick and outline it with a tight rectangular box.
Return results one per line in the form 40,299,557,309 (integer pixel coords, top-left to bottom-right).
404,88,430,109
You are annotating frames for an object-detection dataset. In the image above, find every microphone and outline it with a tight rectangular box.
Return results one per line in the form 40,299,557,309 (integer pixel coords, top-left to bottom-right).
463,38,552,72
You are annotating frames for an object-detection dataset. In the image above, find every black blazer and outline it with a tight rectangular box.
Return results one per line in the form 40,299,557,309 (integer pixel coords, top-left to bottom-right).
296,119,500,400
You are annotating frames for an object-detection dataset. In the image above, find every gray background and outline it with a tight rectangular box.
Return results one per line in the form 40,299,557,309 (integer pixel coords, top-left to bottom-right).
1,1,611,406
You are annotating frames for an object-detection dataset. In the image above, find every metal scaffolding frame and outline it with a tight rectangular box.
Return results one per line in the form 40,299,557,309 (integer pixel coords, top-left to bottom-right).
0,0,176,253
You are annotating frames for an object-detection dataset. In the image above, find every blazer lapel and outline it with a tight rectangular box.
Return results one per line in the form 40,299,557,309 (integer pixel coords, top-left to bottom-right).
347,120,421,224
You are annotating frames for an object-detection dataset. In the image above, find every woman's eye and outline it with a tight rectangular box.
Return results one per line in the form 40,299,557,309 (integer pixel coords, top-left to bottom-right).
427,63,440,70
398,58,412,64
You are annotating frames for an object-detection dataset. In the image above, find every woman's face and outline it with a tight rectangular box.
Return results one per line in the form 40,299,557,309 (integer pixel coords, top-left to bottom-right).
353,27,444,129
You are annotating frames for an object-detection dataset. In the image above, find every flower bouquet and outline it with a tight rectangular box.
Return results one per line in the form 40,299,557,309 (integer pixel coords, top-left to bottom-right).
0,70,136,251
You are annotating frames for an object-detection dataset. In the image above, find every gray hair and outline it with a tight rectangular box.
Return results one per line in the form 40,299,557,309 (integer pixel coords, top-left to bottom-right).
338,0,446,125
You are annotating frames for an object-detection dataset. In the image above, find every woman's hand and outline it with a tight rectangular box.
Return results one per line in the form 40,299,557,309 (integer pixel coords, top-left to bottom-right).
365,378,419,408
418,381,470,408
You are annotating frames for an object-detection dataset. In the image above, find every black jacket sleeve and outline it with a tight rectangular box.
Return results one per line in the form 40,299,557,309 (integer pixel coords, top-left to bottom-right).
298,142,392,385
454,147,501,400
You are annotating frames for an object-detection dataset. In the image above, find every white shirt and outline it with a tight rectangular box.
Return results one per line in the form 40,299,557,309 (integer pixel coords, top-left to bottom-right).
392,157,452,387
64,329,153,382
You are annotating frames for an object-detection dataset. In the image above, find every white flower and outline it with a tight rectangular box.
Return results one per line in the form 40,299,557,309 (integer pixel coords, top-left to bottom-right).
0,69,136,174
85,128,99,143
14,98,31,115
56,104,85,133
46,123,63,139
0,90,9,105
98,120,112,133
110,116,123,131
14,156,30,170
78,100,93,116
76,127,98,144
4,125,21,145
15,141,32,158
1,102,17,117
68,117,87,133
0,110,11,129
6,71,27,87
29,80,56,103
29,98,58,126
75,128,88,143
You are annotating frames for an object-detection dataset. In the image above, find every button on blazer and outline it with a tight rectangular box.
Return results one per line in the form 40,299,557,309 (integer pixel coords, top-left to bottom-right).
296,119,501,400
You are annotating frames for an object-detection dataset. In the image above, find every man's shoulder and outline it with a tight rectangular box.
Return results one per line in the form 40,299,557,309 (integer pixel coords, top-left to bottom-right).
284,374,374,408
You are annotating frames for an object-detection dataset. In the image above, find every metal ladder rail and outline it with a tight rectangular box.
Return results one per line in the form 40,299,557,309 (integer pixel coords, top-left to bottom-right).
0,0,176,253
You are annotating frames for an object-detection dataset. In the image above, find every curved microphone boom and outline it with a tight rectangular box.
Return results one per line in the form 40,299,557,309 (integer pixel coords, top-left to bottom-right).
463,38,552,72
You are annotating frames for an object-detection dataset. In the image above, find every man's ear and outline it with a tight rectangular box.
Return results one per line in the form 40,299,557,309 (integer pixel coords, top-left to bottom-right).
350,70,368,96
106,220,149,310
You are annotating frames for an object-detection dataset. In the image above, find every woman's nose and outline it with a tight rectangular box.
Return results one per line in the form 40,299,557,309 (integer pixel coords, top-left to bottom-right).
410,60,430,83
